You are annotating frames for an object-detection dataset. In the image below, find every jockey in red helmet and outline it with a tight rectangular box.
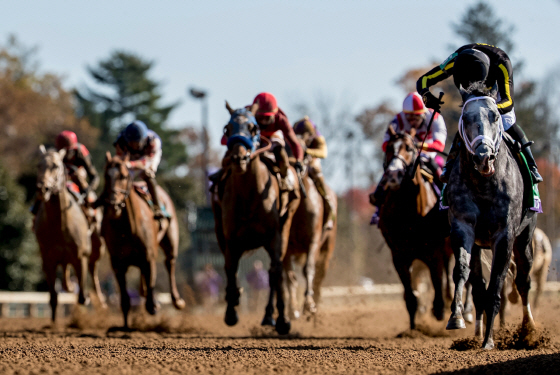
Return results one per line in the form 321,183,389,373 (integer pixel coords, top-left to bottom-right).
31,131,99,217
369,93,447,225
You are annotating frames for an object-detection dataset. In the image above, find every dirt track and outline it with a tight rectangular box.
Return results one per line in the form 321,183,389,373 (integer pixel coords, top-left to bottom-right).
1,295,559,374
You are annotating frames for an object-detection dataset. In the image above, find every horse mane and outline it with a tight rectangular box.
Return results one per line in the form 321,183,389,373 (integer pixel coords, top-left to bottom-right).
460,81,498,107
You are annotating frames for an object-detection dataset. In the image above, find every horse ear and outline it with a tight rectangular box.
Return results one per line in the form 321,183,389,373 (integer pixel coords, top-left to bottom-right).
489,81,499,98
459,84,469,102
39,144,47,155
105,151,112,163
250,102,259,115
58,148,66,159
409,128,417,139
388,125,396,137
225,100,235,115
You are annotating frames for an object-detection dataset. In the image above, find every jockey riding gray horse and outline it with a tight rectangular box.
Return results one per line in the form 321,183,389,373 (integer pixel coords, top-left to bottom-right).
445,82,538,349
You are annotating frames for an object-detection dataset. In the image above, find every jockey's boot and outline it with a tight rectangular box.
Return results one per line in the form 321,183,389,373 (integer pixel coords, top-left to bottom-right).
146,176,165,220
208,168,223,192
440,132,462,184
521,144,543,183
313,174,336,230
506,124,543,183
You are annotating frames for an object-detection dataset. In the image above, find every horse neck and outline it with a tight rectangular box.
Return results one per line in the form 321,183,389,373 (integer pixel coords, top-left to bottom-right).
231,157,269,197
458,143,510,187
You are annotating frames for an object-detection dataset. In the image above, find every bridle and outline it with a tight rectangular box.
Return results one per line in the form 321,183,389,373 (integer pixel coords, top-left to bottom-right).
458,96,503,156
231,136,273,164
37,154,65,197
104,162,133,208
385,132,419,180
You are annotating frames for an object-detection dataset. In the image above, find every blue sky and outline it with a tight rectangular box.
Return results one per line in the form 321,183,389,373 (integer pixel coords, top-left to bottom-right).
1,0,559,173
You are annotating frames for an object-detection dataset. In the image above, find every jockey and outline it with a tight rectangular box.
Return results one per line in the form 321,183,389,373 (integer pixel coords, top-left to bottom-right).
293,116,336,230
369,92,447,225
114,120,164,219
252,92,304,190
417,43,543,184
56,130,100,200
31,130,99,216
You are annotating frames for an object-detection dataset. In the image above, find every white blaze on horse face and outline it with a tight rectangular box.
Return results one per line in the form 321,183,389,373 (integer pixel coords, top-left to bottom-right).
385,150,406,189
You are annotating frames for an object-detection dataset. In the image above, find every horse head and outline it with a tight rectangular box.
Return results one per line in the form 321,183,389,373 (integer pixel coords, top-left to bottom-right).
103,152,131,217
224,101,260,174
36,145,66,202
383,127,418,190
459,82,502,177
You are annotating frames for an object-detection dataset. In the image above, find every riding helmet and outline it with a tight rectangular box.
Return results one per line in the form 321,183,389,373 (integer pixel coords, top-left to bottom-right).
402,93,427,115
253,92,278,116
56,130,78,150
453,49,491,89
123,120,149,146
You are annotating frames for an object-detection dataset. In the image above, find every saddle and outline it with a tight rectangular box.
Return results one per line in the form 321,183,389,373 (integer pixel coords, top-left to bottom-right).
133,182,172,219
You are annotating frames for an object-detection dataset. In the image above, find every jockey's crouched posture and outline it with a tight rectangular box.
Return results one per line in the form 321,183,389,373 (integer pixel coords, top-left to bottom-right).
31,131,99,218
293,116,336,230
369,92,447,225
211,92,304,192
113,120,165,220
417,43,542,184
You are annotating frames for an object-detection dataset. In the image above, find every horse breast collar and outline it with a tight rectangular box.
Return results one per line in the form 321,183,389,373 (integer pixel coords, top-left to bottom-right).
458,96,503,155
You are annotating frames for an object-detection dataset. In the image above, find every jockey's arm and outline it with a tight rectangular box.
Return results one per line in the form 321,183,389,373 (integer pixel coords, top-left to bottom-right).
416,49,461,95
128,136,162,171
495,58,514,115
279,117,303,161
305,136,328,159
424,111,447,152
75,144,99,191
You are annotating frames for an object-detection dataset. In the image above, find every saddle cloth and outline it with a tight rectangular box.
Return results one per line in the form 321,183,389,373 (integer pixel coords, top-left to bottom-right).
133,182,172,218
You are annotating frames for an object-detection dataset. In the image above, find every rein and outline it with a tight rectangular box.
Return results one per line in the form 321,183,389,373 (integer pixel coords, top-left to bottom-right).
250,136,272,160
458,96,503,155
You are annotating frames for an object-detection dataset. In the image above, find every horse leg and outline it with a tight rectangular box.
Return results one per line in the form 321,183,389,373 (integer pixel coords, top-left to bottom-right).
499,281,508,329
45,262,58,323
427,254,446,321
143,259,158,315
114,266,131,329
161,234,186,310
394,259,417,330
463,282,474,324
482,234,514,349
513,229,536,331
447,220,475,330
224,247,241,326
62,264,74,293
75,255,90,306
89,259,107,309
283,255,300,320
303,242,320,315
469,245,486,338
265,235,291,334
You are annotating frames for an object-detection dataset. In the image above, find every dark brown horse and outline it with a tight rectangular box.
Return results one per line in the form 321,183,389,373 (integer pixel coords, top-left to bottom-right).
284,156,337,319
211,103,300,334
101,152,185,329
375,128,452,330
35,145,100,321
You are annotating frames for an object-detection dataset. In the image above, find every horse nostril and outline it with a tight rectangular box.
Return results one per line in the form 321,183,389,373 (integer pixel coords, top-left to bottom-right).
489,154,496,161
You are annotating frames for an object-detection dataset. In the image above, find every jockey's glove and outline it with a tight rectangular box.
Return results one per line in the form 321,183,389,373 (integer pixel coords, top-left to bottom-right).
294,161,303,174
422,91,444,112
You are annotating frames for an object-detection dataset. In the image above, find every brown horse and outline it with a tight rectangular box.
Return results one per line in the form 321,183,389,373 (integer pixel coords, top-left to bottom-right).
35,145,102,321
211,103,300,334
375,128,453,330
101,152,185,329
284,157,337,319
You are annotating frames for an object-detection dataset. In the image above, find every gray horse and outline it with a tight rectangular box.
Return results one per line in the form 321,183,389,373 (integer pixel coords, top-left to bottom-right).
445,84,537,349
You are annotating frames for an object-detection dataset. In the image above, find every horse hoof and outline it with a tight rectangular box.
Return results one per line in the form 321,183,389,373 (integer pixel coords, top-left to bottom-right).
446,317,466,330
275,318,291,335
464,312,474,324
482,340,495,350
261,316,276,327
432,308,445,321
304,303,317,315
146,301,159,316
291,310,301,320
173,298,186,310
225,308,238,326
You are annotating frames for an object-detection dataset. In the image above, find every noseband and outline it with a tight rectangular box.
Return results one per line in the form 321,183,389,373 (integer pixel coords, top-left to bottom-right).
458,96,503,155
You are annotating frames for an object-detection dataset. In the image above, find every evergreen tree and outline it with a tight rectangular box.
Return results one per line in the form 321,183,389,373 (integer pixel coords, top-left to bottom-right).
0,163,42,290
76,51,187,173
